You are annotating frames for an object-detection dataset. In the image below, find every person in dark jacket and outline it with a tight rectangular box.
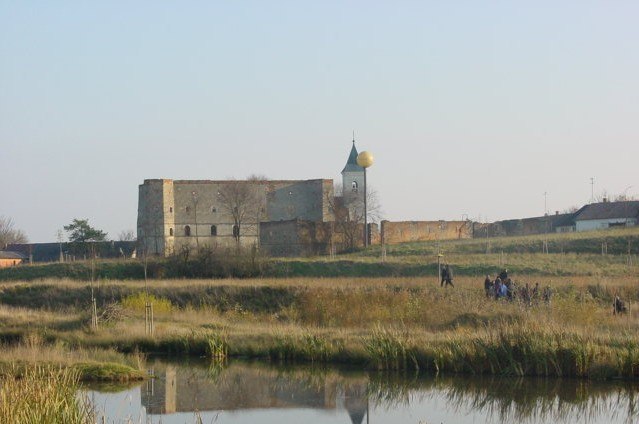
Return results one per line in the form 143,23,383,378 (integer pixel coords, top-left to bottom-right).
614,295,627,315
484,275,493,298
499,269,508,281
441,264,454,287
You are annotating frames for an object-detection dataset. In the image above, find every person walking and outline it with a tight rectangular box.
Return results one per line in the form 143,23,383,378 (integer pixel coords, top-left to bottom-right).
441,264,454,288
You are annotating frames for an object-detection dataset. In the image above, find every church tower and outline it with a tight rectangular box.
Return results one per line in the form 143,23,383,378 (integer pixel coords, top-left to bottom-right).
341,139,365,218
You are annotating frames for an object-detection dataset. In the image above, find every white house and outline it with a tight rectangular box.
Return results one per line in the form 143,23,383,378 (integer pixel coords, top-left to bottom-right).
574,200,639,232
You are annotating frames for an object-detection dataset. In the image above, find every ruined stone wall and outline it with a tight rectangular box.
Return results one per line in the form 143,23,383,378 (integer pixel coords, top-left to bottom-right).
171,180,257,252
369,224,381,245
472,214,573,238
260,221,302,257
265,180,333,222
138,179,334,255
260,220,333,257
260,220,379,257
137,179,171,255
380,220,472,245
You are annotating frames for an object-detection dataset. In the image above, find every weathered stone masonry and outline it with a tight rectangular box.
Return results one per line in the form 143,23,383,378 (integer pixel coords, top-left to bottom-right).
138,179,334,255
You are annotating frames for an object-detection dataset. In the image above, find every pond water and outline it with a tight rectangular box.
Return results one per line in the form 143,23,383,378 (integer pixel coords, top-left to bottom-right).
84,359,639,424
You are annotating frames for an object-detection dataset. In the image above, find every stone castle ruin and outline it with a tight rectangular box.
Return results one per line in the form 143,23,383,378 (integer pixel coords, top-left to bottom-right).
137,142,367,256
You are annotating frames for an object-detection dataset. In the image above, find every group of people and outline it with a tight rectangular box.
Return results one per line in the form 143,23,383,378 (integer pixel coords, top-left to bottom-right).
440,265,551,306
483,269,552,305
441,264,629,316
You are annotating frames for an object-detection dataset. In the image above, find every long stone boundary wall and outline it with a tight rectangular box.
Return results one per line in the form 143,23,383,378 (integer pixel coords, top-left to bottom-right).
472,213,575,238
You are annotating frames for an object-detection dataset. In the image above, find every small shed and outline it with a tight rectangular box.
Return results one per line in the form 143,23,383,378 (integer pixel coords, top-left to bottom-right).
574,201,639,232
0,251,27,268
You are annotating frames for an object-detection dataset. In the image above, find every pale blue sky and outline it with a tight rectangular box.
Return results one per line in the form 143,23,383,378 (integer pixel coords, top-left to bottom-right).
1,1,638,242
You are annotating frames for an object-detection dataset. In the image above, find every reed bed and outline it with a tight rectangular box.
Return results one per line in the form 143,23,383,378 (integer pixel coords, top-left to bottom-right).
0,365,93,424
0,333,146,382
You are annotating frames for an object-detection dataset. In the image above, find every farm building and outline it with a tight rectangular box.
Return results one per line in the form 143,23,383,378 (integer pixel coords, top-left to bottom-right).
0,251,26,267
574,200,639,232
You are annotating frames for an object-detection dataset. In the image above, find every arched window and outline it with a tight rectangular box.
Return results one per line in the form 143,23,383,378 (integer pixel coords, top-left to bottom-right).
185,206,191,214
210,225,217,236
232,224,240,238
184,225,191,236
352,181,358,192
169,228,174,236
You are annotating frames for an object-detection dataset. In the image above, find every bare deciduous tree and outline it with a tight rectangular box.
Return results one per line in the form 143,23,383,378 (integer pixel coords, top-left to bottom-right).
218,177,266,247
327,184,383,251
118,229,136,241
0,216,28,248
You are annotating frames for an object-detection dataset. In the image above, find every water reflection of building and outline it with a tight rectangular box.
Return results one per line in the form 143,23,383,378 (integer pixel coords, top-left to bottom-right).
141,363,369,424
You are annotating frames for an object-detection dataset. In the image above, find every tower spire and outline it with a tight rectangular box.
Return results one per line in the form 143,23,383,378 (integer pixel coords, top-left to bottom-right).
352,130,355,144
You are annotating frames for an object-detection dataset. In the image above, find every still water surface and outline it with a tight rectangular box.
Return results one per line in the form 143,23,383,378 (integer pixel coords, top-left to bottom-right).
85,359,639,424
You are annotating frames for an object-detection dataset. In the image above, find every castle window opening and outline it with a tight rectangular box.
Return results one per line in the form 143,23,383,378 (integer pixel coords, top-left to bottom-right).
169,228,174,236
352,181,358,192
211,207,217,213
232,225,240,238
185,206,191,214
210,225,217,236
169,207,173,213
184,225,191,236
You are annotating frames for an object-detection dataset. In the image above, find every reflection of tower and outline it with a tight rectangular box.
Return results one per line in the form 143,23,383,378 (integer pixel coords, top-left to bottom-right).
165,365,177,413
344,382,368,424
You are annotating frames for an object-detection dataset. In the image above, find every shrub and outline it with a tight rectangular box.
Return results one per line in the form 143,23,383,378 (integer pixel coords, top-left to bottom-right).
121,292,173,313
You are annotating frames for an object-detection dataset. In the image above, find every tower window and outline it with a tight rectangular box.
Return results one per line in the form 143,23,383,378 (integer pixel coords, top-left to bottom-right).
210,225,217,236
185,206,191,214
184,225,191,236
169,228,174,236
169,207,173,213
352,181,358,192
211,207,217,213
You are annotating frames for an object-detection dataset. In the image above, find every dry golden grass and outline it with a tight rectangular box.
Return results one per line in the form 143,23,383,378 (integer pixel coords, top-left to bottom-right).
0,365,92,424
2,273,639,377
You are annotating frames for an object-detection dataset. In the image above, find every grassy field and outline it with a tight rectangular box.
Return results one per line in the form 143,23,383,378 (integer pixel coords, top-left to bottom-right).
374,226,639,255
1,272,638,379
1,227,638,281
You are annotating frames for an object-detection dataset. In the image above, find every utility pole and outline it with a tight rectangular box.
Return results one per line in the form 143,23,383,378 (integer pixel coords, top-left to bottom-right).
56,229,64,262
356,150,374,248
543,192,548,215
